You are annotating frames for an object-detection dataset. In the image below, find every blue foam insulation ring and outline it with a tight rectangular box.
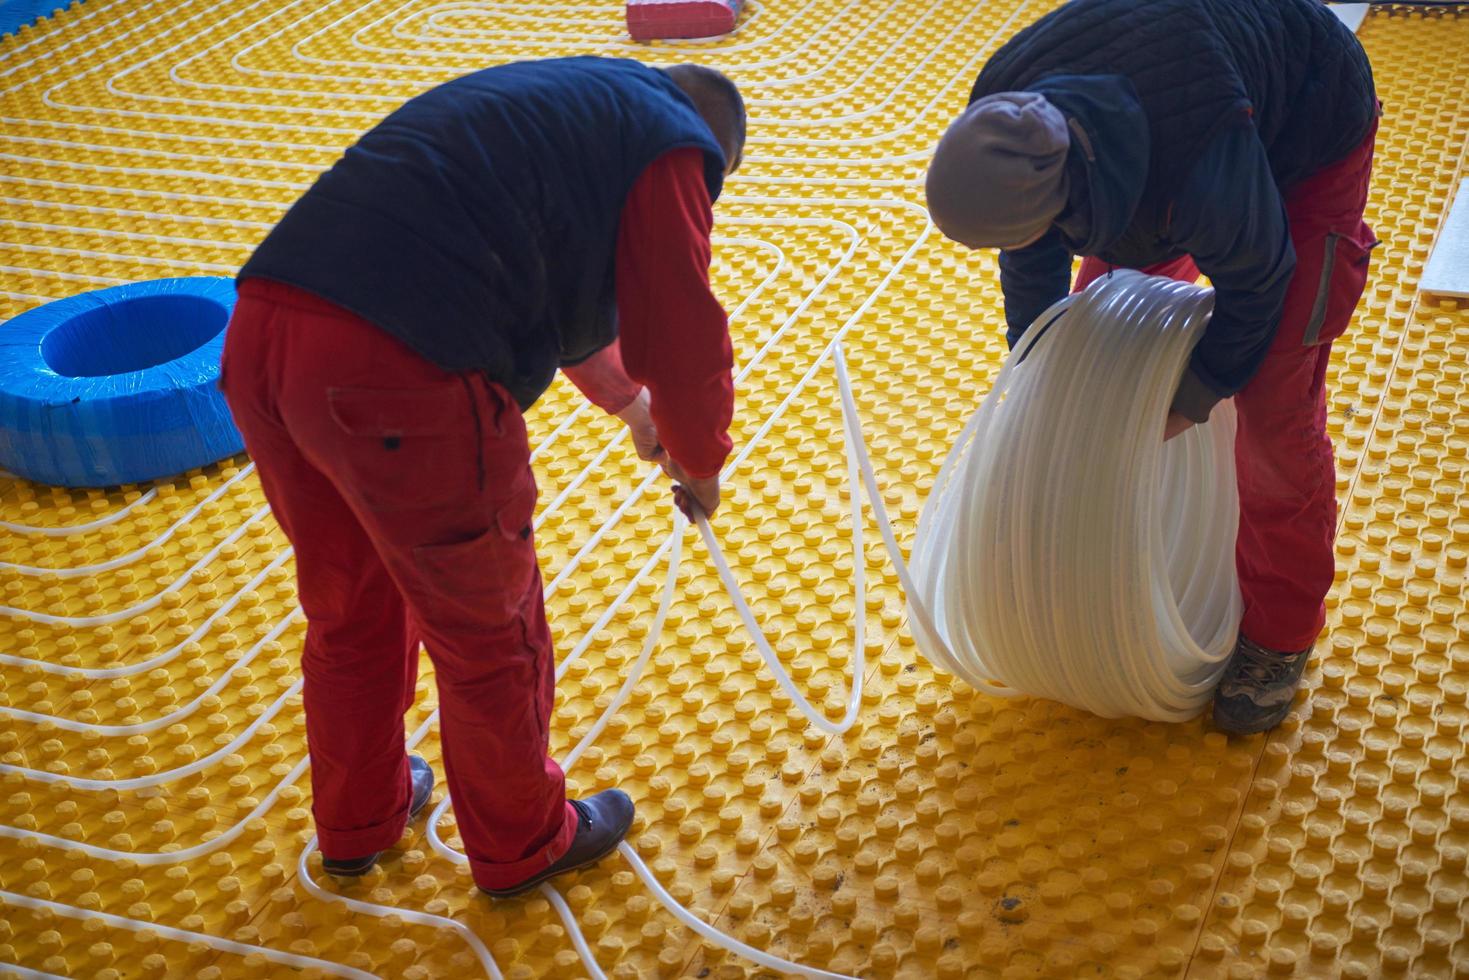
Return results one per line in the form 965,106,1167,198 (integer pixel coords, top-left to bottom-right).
0,277,244,488
0,0,71,38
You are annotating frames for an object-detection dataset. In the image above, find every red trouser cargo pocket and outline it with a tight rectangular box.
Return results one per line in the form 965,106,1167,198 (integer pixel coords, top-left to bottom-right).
412,473,538,628
1301,226,1379,347
326,381,476,512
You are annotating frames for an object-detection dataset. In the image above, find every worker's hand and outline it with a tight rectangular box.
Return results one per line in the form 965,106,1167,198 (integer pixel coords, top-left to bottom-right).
616,389,666,464
664,458,720,519
1164,410,1195,441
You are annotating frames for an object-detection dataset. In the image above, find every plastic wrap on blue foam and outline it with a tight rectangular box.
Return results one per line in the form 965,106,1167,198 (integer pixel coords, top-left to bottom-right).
0,277,244,488
0,0,69,38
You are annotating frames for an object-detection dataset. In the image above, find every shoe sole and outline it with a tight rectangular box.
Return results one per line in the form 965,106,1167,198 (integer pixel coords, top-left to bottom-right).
479,824,631,899
1212,699,1293,736
409,787,433,819
322,859,377,878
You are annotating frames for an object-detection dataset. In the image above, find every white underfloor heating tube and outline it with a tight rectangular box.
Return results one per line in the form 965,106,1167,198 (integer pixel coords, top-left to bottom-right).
290,271,1241,978
903,270,1242,720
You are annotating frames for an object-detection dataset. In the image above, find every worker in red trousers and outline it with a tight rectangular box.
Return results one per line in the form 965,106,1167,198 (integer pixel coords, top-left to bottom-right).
220,57,743,896
925,0,1378,735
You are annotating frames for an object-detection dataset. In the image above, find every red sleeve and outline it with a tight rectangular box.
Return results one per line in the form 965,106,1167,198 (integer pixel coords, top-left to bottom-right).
561,339,641,415
615,148,734,480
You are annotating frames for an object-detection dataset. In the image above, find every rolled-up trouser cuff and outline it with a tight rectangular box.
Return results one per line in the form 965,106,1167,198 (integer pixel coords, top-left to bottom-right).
316,786,410,859
469,801,578,890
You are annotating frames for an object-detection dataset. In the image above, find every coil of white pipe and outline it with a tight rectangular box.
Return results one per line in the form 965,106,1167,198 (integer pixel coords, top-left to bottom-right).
905,271,1242,721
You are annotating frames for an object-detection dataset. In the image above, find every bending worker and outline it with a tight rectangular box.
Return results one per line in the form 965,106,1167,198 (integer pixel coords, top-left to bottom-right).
221,57,743,895
924,0,1377,735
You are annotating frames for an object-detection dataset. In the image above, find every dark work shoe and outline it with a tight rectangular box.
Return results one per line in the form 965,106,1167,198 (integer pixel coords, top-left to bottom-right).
480,789,635,899
322,755,435,877
1211,636,1312,735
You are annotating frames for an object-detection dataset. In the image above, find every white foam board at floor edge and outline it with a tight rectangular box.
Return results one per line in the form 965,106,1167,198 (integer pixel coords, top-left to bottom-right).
1330,3,1369,33
1421,178,1469,298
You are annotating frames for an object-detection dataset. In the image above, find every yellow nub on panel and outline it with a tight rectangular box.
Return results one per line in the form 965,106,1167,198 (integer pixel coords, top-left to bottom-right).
2,1,1468,977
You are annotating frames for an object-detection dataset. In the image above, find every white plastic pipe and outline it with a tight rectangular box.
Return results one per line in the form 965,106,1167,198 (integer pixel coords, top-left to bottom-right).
613,840,854,980
2,272,1236,980
296,714,507,980
0,887,377,979
694,372,867,735
903,271,1242,720
417,509,866,977
0,961,67,980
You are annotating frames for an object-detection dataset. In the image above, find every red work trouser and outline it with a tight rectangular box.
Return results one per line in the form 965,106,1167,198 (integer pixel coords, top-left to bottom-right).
219,279,575,889
1076,123,1378,652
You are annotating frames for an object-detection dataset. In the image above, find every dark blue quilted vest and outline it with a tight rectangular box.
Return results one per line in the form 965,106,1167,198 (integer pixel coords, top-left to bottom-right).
241,57,726,409
972,0,1377,198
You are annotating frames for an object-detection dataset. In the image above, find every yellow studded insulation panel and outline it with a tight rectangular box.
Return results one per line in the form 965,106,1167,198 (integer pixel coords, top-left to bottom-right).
2,1,1468,977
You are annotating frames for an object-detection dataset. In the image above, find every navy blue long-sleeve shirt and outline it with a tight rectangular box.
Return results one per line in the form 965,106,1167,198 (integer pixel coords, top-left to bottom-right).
1001,121,1296,422
973,0,1376,424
